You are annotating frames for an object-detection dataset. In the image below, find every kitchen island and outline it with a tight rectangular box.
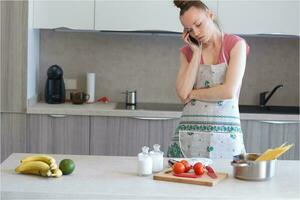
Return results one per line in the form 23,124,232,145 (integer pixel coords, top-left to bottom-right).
1,153,299,199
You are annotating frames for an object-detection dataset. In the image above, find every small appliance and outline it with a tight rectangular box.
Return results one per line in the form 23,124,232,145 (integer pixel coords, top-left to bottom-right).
45,65,65,104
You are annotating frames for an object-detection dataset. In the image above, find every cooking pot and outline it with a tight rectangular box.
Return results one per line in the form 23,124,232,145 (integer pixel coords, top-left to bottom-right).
231,153,276,181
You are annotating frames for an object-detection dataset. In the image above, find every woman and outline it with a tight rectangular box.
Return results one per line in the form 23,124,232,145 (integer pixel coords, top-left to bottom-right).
167,0,250,159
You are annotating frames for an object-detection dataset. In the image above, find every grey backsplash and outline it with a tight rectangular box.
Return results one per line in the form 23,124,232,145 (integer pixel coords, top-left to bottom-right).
39,30,299,106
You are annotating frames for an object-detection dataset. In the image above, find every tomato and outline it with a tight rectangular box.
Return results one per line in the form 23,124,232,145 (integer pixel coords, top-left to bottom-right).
180,160,188,164
193,162,204,175
172,162,185,174
180,160,191,173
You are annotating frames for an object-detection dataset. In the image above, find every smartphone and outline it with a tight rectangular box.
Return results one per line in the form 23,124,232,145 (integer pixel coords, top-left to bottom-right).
189,35,199,46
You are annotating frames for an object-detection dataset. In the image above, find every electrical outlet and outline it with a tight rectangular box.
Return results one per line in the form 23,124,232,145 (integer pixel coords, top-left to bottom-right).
65,79,77,90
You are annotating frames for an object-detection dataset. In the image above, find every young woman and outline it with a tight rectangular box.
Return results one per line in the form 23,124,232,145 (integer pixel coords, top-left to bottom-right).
168,0,250,159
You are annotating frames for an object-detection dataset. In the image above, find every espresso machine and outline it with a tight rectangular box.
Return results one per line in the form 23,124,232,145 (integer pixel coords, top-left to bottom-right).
45,65,65,104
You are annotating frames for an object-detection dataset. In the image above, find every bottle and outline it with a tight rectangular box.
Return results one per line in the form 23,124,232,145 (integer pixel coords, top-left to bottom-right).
137,146,152,176
86,72,95,103
150,144,164,173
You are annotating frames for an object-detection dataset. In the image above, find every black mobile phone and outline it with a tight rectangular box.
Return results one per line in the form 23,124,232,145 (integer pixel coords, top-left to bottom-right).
189,35,199,46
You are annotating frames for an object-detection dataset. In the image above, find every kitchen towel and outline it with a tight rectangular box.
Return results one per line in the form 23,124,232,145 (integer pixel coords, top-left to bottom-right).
86,73,95,103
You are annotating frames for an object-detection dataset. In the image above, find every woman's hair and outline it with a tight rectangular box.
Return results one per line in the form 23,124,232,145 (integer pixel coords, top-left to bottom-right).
173,0,209,16
173,0,220,28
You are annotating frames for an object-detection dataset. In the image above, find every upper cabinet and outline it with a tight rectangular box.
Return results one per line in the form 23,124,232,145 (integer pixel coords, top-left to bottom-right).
94,0,217,32
218,1,299,35
33,0,94,29
31,0,298,35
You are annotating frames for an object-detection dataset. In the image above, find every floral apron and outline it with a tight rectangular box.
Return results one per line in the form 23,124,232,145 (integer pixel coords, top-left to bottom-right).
167,34,246,159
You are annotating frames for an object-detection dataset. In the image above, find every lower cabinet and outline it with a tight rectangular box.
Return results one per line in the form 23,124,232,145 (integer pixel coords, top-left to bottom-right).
1,113,27,162
2,113,298,161
26,114,90,155
90,116,179,156
241,120,299,160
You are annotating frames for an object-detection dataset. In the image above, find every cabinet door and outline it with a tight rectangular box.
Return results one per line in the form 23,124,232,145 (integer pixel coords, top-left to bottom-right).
1,1,27,112
148,119,179,154
90,116,179,156
261,121,299,160
27,114,89,155
33,0,94,29
218,1,299,35
1,113,27,162
90,116,148,156
95,1,218,32
241,120,299,160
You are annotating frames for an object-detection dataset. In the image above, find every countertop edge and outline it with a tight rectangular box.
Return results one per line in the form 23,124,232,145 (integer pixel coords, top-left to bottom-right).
26,103,300,121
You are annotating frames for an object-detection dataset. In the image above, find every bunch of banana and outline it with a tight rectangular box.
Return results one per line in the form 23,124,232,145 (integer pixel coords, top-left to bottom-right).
15,155,63,178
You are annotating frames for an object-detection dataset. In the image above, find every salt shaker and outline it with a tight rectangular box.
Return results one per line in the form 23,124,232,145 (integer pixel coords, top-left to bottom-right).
150,144,164,173
137,146,152,176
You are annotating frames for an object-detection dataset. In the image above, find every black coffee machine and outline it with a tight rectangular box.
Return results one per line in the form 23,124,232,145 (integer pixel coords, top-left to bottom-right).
45,65,65,104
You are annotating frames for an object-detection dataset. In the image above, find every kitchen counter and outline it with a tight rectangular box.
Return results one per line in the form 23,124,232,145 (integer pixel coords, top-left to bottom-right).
1,153,300,199
27,102,300,121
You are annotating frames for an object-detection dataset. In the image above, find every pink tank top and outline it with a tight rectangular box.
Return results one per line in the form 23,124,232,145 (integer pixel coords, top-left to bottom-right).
180,33,250,64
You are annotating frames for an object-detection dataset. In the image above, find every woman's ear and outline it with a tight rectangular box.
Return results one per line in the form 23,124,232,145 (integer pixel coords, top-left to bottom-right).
207,10,215,20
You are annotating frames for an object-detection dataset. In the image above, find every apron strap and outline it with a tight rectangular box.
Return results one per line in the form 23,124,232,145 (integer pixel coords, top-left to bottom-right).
220,32,228,66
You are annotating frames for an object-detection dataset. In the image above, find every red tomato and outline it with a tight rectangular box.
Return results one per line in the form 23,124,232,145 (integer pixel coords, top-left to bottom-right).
180,160,191,173
172,162,185,174
193,162,204,175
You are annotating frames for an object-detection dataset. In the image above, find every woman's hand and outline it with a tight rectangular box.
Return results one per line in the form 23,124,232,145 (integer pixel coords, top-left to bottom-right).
181,31,202,53
183,92,193,104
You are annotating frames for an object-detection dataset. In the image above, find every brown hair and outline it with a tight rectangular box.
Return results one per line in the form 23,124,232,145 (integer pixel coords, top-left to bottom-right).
173,0,209,16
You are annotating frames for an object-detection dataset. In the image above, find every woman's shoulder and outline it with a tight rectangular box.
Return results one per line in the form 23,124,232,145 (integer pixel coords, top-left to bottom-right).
223,33,250,56
180,45,193,62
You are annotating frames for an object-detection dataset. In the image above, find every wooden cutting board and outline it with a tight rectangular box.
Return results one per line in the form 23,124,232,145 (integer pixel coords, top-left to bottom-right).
153,168,228,187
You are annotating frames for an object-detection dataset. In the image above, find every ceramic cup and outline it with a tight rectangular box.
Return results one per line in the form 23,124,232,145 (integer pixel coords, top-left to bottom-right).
70,92,90,104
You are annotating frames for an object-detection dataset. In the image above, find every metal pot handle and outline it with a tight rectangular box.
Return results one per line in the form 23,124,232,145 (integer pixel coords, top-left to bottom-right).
231,162,250,167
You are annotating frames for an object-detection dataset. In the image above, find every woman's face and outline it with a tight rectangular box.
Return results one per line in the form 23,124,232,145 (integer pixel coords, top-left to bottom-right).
180,6,215,44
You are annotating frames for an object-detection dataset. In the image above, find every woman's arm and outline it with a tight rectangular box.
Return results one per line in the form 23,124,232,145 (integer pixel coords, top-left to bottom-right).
187,40,247,102
176,50,201,102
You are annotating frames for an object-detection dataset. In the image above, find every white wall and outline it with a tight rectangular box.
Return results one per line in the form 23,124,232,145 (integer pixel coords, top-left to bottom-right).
27,0,39,102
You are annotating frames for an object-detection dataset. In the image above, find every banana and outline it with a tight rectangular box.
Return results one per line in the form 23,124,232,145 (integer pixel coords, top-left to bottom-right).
41,170,52,177
21,168,52,177
21,155,56,166
51,168,63,178
50,163,58,170
15,161,51,176
16,155,62,178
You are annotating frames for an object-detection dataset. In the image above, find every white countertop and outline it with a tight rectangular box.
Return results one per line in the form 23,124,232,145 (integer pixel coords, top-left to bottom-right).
1,153,300,199
26,102,300,121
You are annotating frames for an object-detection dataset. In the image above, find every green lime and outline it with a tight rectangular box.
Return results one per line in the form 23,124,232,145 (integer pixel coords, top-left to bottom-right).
59,159,75,175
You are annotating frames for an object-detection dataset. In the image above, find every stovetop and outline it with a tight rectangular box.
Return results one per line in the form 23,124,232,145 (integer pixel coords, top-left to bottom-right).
115,102,184,111
115,102,299,114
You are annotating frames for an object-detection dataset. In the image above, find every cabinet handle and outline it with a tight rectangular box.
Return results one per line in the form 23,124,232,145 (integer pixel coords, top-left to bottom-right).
49,114,67,118
54,27,72,31
132,117,179,121
260,120,299,124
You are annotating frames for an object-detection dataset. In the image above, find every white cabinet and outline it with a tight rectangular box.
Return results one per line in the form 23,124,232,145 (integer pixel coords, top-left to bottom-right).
95,0,218,32
31,0,298,35
33,0,94,29
218,1,299,35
